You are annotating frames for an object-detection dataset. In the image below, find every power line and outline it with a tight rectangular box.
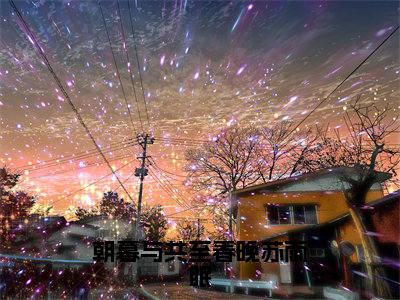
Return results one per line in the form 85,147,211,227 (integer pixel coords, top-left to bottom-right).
127,0,150,128
147,166,191,209
27,153,133,179
164,204,210,217
155,136,209,144
116,0,144,132
25,143,133,171
147,166,189,208
148,157,187,178
155,139,205,147
147,161,192,206
15,139,135,170
18,142,137,172
49,159,136,207
167,216,213,222
287,25,399,139
98,0,137,135
114,169,137,193
9,0,135,202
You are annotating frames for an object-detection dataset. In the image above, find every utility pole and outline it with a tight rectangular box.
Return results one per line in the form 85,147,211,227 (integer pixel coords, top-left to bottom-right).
134,133,154,239
228,189,233,241
197,218,201,240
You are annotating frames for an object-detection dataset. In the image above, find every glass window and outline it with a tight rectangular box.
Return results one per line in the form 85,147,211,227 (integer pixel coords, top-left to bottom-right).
267,204,317,225
167,260,175,272
293,206,306,224
267,205,279,224
278,206,291,224
304,205,317,224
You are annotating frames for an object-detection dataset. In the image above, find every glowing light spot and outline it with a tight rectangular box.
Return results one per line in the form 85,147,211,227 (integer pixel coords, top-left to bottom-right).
236,65,246,75
231,9,244,32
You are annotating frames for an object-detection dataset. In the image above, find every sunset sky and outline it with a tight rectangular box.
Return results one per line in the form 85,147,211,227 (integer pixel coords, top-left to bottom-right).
1,0,399,219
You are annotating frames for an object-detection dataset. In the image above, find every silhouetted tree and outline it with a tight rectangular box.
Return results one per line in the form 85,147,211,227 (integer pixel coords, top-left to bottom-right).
74,206,99,220
176,218,205,242
99,191,135,219
297,98,399,298
0,167,35,249
141,204,168,242
75,192,168,241
185,125,261,239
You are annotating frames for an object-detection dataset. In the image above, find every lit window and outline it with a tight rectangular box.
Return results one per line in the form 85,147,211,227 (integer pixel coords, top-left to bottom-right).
266,204,317,225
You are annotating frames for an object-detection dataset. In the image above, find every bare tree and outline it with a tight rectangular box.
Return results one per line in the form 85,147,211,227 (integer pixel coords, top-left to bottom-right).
185,125,261,239
209,207,230,241
256,122,319,180
196,195,230,241
298,98,399,298
257,122,296,181
185,125,261,193
176,218,205,242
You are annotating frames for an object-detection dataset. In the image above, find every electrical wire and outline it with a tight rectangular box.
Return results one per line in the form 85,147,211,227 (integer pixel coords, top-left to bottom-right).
116,0,144,132
49,158,136,207
147,166,191,209
98,0,138,135
148,157,187,178
27,153,133,179
127,0,150,128
286,25,399,140
19,142,137,172
147,162,192,206
15,139,135,170
9,0,135,202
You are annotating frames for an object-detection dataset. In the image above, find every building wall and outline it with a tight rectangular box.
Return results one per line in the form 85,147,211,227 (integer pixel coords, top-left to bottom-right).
236,188,384,280
237,189,383,241
237,235,287,281
372,200,400,244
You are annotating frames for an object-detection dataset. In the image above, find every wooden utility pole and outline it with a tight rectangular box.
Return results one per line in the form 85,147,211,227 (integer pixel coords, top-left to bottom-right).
134,133,154,239
197,218,201,240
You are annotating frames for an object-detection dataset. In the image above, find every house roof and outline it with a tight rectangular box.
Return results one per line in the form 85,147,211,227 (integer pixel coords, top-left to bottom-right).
263,190,399,241
366,189,399,207
233,167,391,196
0,253,91,265
74,214,133,225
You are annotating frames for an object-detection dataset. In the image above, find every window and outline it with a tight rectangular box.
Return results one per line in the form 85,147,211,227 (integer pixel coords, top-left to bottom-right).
309,248,325,258
266,204,317,225
167,259,175,272
278,206,291,224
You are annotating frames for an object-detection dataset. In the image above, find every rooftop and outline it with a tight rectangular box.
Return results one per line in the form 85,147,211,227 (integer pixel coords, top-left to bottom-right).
233,167,391,196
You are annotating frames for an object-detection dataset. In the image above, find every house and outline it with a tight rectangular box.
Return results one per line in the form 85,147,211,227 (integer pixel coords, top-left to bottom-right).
233,167,398,296
43,215,181,280
13,214,67,254
46,215,132,263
